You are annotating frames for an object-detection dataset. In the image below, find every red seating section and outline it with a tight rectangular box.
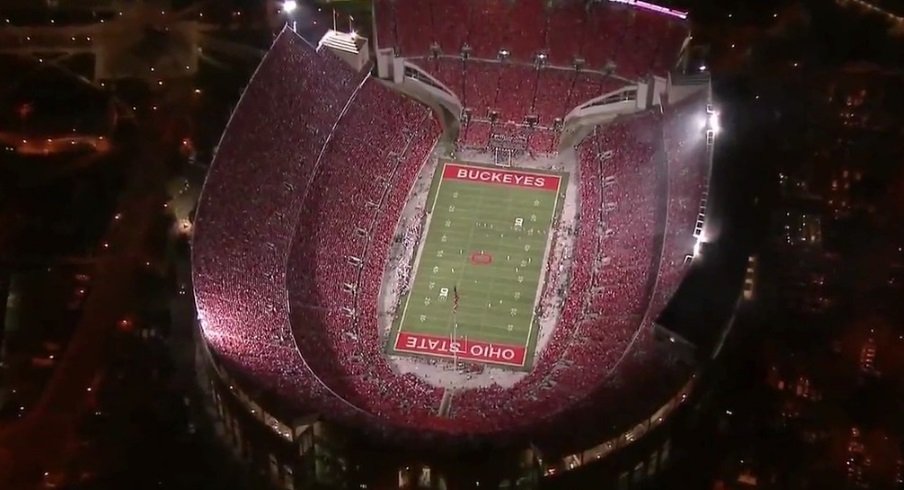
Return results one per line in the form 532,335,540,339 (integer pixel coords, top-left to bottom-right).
547,1,587,66
432,0,470,55
374,0,688,77
373,0,396,51
193,31,371,418
431,57,465,95
459,120,492,148
469,0,510,58
437,58,630,127
495,64,538,122
533,68,574,126
463,61,501,118
395,0,433,56
450,62,628,150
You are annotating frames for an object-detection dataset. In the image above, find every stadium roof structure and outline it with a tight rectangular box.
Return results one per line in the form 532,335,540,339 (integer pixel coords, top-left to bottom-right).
193,1,729,456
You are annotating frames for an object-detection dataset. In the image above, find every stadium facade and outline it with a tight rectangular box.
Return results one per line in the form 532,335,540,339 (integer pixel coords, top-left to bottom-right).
188,1,743,488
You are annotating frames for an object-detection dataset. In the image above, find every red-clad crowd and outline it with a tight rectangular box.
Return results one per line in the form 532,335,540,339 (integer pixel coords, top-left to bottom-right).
432,59,628,126
192,31,369,419
286,76,446,425
376,0,687,80
456,119,557,157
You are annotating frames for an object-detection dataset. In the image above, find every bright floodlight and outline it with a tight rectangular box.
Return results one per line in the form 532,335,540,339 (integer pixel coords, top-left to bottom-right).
708,111,721,134
699,64,707,72
693,238,702,257
282,0,297,13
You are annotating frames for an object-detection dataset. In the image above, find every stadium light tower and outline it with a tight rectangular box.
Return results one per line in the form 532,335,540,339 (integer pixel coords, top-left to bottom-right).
282,1,298,31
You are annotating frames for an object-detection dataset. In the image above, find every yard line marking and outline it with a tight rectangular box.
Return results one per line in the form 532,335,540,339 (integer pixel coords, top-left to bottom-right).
447,181,481,355
473,187,521,364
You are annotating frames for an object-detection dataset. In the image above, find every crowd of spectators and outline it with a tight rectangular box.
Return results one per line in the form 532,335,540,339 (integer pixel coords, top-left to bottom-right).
533,68,575,126
375,0,688,79
430,57,465,97
494,64,538,122
286,75,446,425
534,93,711,450
536,97,710,450
459,120,492,148
193,27,709,443
566,71,627,113
193,29,447,431
457,120,557,157
192,31,367,420
463,61,502,119
393,0,433,56
432,58,627,129
528,128,557,154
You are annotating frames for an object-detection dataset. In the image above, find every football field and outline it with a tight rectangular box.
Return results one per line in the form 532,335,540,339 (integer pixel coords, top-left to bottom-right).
389,162,565,368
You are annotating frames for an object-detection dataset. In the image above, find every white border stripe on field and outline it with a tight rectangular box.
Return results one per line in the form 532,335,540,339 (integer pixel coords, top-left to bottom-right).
522,170,563,364
394,161,450,354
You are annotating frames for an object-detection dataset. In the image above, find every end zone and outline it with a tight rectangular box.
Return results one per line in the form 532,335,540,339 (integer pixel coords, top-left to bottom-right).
394,332,527,367
442,163,561,191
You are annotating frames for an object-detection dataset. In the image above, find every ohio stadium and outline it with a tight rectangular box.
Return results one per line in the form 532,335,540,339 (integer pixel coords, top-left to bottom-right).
190,0,742,487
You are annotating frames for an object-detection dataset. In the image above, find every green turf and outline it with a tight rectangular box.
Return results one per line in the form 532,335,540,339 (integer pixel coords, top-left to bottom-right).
389,162,564,369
